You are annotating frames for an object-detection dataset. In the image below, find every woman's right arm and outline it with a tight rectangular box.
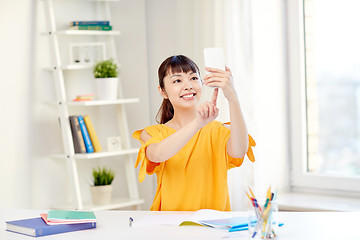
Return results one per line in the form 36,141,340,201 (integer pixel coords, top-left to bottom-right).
140,100,218,163
140,120,201,163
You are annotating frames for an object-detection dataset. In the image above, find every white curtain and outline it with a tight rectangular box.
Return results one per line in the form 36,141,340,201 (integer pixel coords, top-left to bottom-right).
220,0,289,210
193,0,255,210
191,0,255,210
222,0,255,211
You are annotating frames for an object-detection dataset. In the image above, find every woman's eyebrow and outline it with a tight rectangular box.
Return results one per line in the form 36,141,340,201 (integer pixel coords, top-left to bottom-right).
170,73,182,78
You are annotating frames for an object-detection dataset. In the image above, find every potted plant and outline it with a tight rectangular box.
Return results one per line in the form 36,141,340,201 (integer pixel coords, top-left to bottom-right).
90,166,115,205
93,58,120,100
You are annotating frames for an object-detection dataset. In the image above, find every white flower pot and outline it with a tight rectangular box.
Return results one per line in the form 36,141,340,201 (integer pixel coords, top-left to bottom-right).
90,185,113,205
94,77,118,100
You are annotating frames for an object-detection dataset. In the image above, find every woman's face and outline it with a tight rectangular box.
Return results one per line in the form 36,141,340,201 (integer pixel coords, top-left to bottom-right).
160,70,202,109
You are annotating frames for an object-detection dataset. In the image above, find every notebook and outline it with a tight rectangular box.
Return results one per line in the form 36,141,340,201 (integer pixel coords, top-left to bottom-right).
47,210,96,222
6,217,96,237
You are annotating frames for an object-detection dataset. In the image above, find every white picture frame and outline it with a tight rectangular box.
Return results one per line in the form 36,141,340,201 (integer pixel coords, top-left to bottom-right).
69,42,106,65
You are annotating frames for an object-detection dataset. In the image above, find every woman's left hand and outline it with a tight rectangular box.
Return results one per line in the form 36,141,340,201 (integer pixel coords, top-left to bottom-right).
203,66,237,101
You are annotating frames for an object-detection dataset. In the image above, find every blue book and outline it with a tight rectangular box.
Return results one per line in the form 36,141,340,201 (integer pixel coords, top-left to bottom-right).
78,115,94,153
6,217,96,237
70,21,110,26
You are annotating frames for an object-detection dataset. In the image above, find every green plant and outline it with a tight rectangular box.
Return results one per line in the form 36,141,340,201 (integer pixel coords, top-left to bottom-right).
92,167,115,186
93,59,119,78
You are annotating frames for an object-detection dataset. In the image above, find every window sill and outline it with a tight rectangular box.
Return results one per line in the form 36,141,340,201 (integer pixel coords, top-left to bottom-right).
278,191,360,212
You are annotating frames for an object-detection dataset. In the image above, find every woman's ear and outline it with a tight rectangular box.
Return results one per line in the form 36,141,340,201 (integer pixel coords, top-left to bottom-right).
158,86,168,99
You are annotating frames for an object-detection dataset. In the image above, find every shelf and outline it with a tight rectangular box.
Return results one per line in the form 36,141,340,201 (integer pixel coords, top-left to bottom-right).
43,64,93,71
67,98,139,106
46,98,139,106
75,148,139,159
44,0,142,211
54,148,139,160
56,30,121,36
53,198,144,211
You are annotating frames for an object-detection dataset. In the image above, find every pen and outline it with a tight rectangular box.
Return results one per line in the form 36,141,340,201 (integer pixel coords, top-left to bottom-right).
248,187,256,199
264,186,272,208
245,191,253,203
265,206,275,238
246,191,261,220
129,217,133,227
248,187,262,211
262,186,272,235
251,202,272,238
253,199,261,219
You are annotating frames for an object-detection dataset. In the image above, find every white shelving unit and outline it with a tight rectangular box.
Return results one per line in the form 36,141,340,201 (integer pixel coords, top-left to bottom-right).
42,0,143,210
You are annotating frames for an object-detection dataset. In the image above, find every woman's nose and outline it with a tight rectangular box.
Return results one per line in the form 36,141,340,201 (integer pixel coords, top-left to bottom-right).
183,79,193,90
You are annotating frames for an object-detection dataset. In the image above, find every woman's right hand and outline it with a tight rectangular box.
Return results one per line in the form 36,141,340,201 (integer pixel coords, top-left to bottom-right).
195,89,219,128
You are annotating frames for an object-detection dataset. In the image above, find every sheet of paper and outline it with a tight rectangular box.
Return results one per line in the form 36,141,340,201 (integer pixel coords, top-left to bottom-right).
133,209,232,227
133,213,190,227
187,209,231,222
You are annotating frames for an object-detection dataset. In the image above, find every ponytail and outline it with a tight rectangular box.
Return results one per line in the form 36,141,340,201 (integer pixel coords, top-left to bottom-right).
156,99,174,124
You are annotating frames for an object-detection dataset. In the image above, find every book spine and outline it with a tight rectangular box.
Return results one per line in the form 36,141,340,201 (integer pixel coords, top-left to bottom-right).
78,116,94,153
69,25,112,31
69,116,86,153
83,115,102,152
70,21,110,26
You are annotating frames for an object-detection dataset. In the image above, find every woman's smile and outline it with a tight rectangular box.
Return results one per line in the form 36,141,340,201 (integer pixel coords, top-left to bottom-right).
180,92,197,100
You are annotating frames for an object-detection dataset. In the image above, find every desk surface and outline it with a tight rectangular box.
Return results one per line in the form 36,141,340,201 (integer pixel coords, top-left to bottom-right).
1,209,359,240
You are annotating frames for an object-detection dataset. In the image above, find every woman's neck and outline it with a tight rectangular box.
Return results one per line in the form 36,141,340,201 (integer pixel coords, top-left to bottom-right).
166,108,196,130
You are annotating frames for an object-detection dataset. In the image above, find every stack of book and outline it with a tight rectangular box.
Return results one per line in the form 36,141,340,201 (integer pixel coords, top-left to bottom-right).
73,94,95,101
6,210,96,237
69,115,102,154
68,20,112,31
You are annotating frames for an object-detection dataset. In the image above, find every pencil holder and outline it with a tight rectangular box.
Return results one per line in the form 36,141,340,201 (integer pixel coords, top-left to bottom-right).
248,198,279,239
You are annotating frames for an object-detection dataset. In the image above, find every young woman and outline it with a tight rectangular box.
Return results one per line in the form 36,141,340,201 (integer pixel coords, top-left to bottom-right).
133,55,255,211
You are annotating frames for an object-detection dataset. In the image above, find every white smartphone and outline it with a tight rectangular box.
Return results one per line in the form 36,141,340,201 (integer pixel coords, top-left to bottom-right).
203,47,225,71
201,47,225,103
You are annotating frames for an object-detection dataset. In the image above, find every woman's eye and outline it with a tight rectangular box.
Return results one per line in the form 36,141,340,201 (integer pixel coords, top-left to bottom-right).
191,77,198,81
174,79,181,83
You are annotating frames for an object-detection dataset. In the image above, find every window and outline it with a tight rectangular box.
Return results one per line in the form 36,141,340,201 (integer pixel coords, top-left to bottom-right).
288,0,360,192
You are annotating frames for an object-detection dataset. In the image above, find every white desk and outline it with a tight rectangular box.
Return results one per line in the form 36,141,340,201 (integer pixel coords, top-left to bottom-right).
1,209,359,239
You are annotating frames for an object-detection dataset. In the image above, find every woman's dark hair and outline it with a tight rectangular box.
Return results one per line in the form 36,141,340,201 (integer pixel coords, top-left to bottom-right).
156,55,200,124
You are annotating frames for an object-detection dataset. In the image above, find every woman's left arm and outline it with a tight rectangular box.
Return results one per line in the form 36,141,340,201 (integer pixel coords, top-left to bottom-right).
203,66,249,158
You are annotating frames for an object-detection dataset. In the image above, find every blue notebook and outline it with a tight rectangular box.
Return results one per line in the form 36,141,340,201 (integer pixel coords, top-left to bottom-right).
199,216,256,231
199,217,283,232
6,217,96,237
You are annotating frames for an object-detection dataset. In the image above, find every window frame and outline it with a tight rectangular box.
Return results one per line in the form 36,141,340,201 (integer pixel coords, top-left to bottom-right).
288,0,360,193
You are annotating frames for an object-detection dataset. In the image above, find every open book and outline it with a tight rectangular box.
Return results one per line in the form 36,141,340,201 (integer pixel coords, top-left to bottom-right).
133,209,254,232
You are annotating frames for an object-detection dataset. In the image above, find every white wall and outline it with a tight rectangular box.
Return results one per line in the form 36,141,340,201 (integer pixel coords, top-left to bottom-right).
0,0,34,208
111,0,154,210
